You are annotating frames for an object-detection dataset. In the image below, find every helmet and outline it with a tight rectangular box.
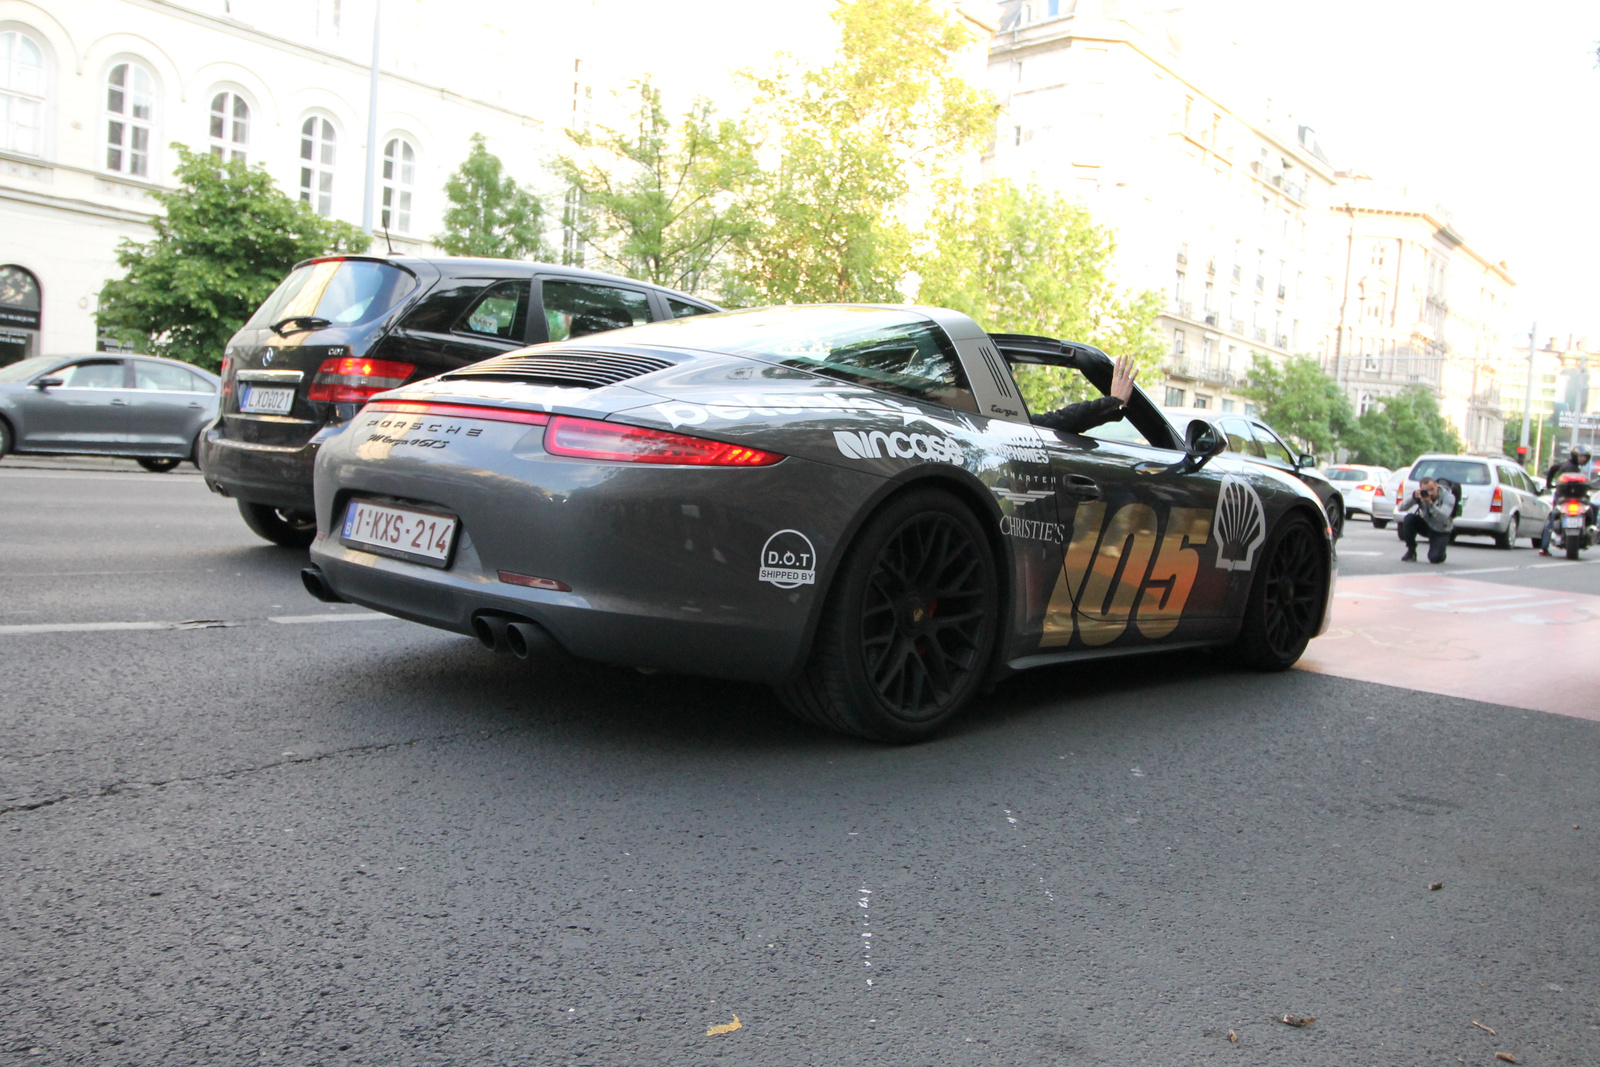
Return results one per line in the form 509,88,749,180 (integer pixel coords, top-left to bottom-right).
1578,445,1593,462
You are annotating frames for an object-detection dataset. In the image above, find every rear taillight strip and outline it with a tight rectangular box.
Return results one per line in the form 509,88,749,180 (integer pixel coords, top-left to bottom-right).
362,401,551,426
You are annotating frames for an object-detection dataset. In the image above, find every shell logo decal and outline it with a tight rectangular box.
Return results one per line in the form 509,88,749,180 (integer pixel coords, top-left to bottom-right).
1214,475,1267,572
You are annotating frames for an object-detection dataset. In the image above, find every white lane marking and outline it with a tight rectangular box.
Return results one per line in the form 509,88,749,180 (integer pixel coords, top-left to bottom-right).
0,621,172,635
1442,566,1519,575
1529,560,1581,569
0,570,195,579
0,613,392,635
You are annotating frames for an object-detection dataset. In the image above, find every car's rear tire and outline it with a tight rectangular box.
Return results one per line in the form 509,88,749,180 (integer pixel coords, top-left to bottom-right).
0,418,11,462
238,501,317,548
137,457,181,473
777,489,998,743
1229,513,1327,672
1531,537,1543,549
1325,499,1344,541
1494,513,1517,550
1371,518,1388,530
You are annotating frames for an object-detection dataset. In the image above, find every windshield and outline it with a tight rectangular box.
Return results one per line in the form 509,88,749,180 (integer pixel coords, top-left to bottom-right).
1411,459,1491,485
0,355,62,382
246,259,416,330
605,305,978,412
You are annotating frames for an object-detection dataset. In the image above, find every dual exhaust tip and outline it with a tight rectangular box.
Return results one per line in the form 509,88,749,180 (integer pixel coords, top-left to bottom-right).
473,613,558,661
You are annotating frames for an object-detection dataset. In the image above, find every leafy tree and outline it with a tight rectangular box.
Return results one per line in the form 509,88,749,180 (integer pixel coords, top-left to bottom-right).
1238,352,1353,457
918,179,1164,413
1343,385,1462,468
96,144,368,371
553,81,760,296
436,133,551,260
733,0,995,303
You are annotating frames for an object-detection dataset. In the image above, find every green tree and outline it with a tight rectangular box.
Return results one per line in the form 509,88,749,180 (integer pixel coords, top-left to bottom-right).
1343,385,1462,468
733,0,995,303
436,133,550,260
553,81,760,296
96,145,368,371
917,179,1163,413
1238,352,1353,457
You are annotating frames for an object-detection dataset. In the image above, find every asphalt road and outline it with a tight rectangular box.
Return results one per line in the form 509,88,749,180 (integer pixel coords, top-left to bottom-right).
3,463,1598,1066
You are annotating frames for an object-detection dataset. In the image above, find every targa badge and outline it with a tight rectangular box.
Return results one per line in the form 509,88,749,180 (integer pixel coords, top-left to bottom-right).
759,529,817,588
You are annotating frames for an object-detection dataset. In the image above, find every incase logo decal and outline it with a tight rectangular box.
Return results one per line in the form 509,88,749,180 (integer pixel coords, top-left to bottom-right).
833,430,960,463
759,529,817,588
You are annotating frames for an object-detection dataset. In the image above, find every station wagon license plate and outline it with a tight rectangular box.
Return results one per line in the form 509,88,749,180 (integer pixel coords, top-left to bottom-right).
341,500,458,567
240,385,295,415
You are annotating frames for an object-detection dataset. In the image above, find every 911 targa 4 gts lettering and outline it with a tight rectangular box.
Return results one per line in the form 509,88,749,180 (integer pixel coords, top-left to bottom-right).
306,305,1335,741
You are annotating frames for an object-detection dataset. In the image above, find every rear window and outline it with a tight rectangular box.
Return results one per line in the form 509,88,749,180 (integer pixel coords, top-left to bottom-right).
1411,459,1491,485
247,259,416,331
1325,468,1369,481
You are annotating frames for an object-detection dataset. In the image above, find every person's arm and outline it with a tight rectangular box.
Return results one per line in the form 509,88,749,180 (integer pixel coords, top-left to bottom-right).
1031,355,1138,435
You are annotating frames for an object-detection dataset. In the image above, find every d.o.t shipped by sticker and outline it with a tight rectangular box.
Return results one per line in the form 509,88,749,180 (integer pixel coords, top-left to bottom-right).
759,529,817,588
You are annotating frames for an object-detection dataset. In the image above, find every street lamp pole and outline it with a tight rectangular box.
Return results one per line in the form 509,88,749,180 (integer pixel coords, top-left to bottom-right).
1517,322,1535,467
361,0,382,235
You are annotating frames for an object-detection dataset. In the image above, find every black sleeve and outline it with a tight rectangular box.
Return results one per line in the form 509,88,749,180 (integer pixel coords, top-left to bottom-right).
1031,395,1125,435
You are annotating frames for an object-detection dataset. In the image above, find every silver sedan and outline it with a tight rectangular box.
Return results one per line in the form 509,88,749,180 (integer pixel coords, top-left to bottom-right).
0,354,221,471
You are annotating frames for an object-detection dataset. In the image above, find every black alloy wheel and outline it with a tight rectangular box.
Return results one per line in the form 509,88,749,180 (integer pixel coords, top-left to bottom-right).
1231,514,1327,671
0,418,11,459
779,489,998,742
1325,497,1344,541
238,500,318,548
137,457,181,473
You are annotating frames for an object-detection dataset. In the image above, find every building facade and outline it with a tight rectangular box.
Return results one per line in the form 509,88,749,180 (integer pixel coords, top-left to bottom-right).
1318,178,1514,453
0,0,582,364
985,0,1337,415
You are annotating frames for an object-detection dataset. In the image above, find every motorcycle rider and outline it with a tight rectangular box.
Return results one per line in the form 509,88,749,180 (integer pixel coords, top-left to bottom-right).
1540,445,1594,556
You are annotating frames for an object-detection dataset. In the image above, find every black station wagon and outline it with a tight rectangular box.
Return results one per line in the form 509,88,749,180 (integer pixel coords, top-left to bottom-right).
199,256,720,545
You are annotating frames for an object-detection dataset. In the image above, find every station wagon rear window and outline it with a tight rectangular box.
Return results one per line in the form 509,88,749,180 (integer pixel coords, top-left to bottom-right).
247,258,417,330
1411,459,1491,485
618,306,978,413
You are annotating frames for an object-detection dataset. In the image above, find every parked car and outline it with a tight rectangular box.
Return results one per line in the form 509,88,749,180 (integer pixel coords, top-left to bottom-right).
1323,463,1391,518
1161,407,1345,539
199,255,722,547
1399,454,1550,549
304,306,1334,742
1368,465,1411,529
0,353,221,471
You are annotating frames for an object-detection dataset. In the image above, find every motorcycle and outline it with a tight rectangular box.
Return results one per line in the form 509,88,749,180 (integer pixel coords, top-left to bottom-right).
1549,473,1598,560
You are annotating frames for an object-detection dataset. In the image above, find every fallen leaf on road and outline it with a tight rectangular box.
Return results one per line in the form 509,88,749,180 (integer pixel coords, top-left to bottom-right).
1495,1054,1516,1063
1471,1020,1497,1035
1430,882,1444,891
1270,1014,1315,1028
706,1014,741,1036
1227,1030,1238,1043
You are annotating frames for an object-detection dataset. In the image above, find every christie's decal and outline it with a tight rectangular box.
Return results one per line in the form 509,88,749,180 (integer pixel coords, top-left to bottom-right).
999,515,1066,543
759,529,817,588
833,430,961,463
1214,475,1267,572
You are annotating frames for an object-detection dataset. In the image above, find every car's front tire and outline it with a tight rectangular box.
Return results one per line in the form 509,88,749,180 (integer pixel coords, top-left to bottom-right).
1325,498,1344,541
137,457,181,473
1371,518,1389,530
778,489,998,743
1229,513,1328,671
238,501,317,548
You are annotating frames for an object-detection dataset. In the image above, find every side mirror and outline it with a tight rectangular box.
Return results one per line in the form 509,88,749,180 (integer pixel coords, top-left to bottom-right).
33,376,63,390
1185,420,1226,457
1297,452,1317,469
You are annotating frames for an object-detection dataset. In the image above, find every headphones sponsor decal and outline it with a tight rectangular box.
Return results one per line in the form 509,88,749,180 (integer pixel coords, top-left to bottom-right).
759,529,817,588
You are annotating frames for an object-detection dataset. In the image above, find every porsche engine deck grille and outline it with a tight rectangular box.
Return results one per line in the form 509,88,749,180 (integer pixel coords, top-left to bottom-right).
444,351,675,389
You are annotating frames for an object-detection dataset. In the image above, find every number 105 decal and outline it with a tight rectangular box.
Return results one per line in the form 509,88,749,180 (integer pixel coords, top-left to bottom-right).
1039,502,1215,648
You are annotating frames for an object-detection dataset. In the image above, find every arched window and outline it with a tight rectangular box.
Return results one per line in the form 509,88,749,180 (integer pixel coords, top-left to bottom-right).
299,115,336,216
1358,392,1374,416
380,136,415,233
106,61,155,176
209,90,249,164
0,31,45,156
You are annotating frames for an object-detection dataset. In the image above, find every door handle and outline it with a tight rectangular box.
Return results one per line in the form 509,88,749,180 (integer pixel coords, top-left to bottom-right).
1061,474,1100,501
1133,461,1168,475
110,398,127,406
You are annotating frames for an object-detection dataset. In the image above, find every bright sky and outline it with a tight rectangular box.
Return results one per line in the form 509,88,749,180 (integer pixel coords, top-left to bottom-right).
1183,0,1600,349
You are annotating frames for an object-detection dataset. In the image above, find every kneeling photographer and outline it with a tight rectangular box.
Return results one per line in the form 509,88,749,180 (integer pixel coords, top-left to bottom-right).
1398,476,1455,564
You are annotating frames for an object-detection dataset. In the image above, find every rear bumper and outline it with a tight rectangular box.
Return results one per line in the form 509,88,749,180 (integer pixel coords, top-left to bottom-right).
198,425,317,511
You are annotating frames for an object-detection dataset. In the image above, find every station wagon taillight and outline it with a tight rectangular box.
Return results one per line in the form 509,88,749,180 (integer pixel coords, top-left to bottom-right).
220,355,234,398
308,357,415,403
1489,486,1503,513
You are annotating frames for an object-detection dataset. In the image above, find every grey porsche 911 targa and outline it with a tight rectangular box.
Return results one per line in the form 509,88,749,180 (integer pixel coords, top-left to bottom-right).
303,304,1334,741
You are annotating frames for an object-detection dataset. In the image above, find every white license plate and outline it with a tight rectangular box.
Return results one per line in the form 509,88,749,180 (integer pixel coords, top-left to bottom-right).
1564,515,1584,529
341,500,459,567
240,385,295,414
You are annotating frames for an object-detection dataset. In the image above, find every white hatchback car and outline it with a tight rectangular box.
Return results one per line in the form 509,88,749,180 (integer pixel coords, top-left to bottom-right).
1323,464,1392,518
1368,466,1411,529
1396,454,1551,549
